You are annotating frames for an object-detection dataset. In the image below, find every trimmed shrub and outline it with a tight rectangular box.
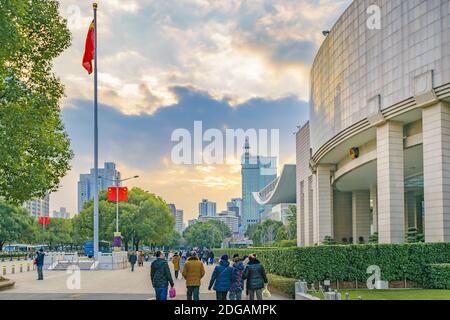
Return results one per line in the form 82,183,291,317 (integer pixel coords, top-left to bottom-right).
424,264,450,289
267,274,296,298
275,240,297,247
213,243,450,286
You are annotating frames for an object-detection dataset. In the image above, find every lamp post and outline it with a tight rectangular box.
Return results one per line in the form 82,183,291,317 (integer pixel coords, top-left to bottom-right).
101,174,139,251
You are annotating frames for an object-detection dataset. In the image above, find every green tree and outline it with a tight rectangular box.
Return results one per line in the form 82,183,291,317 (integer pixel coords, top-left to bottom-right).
0,200,35,250
286,205,297,240
183,221,226,248
73,188,175,251
0,0,73,204
252,220,284,246
34,218,73,249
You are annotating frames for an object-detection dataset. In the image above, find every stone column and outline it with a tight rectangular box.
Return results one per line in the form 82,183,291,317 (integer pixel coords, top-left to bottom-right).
316,165,333,244
377,121,405,244
422,101,450,242
297,181,305,246
333,190,352,244
352,191,371,244
370,185,378,233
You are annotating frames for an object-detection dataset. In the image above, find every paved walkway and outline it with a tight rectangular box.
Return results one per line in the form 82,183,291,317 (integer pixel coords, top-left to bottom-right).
0,261,286,300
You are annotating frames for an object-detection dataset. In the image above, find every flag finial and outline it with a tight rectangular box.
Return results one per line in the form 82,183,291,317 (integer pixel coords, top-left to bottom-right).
93,3,98,9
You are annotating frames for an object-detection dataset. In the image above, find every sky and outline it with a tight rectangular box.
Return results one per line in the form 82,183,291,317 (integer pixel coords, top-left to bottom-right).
51,0,351,221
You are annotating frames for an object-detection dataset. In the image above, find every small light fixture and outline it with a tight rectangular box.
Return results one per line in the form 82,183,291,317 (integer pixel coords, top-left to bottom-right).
322,30,330,36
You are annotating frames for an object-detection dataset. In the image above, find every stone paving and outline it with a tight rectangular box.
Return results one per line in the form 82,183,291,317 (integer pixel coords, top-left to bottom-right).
0,261,286,300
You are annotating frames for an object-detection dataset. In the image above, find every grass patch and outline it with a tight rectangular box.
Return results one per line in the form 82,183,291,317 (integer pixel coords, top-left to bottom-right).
310,289,450,300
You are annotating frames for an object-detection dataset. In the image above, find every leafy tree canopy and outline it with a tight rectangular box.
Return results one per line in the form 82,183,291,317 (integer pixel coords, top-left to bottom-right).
0,0,73,204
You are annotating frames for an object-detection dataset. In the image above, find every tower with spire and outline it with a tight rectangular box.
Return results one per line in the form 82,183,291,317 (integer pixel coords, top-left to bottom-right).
241,138,277,231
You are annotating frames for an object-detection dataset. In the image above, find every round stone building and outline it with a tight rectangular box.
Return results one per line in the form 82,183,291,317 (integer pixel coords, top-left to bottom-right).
296,0,450,245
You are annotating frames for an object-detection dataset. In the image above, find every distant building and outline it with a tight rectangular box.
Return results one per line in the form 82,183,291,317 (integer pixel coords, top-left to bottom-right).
77,162,120,213
24,194,50,218
263,204,293,225
200,211,239,234
241,138,277,229
188,219,198,226
168,204,177,216
227,198,242,224
199,199,216,218
175,209,184,233
52,207,70,219
253,164,297,225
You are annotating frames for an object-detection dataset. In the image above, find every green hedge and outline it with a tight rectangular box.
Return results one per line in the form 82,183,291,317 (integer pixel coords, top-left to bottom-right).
425,264,450,289
267,274,296,298
214,243,450,285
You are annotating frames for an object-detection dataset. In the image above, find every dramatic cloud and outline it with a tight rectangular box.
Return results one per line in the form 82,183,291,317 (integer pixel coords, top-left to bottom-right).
51,0,351,218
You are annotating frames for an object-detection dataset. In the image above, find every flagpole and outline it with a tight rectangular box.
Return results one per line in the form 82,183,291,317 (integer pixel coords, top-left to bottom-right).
93,2,99,263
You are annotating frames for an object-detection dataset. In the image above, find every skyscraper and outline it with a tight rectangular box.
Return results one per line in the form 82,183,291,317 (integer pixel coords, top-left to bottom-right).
24,194,50,218
198,199,216,217
77,162,120,213
241,138,277,229
175,209,184,233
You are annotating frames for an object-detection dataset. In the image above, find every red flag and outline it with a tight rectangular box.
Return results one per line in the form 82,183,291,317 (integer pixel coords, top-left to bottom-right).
38,217,50,225
107,187,128,202
82,21,95,74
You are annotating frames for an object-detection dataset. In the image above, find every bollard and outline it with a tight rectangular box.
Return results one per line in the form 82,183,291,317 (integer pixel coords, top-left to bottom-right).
27,263,30,272
2,266,6,276
345,292,350,300
20,264,23,273
11,265,15,274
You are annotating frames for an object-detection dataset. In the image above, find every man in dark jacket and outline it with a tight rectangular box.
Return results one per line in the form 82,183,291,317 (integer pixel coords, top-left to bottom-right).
208,254,233,300
243,254,268,300
35,248,45,280
150,251,174,300
129,251,137,272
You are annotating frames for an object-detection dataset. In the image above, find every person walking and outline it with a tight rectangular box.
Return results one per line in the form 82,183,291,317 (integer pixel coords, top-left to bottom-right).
129,251,137,272
208,254,233,300
179,254,187,277
172,252,181,279
243,254,268,300
181,251,205,300
35,248,45,280
229,256,245,300
208,250,215,265
137,250,144,267
203,248,209,264
150,251,174,300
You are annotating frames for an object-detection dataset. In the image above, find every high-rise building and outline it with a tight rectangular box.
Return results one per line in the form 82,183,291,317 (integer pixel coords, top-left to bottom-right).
24,194,50,218
199,199,216,218
200,210,239,234
241,138,277,229
52,207,70,219
175,209,184,233
227,198,243,233
168,204,177,216
78,162,121,213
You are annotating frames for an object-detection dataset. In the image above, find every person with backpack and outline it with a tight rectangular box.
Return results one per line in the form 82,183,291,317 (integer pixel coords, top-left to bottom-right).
208,254,233,300
229,255,245,300
150,251,174,300
243,254,268,300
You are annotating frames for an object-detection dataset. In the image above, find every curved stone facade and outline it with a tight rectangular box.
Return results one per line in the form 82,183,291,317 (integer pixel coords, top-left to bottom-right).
310,0,450,155
297,0,450,246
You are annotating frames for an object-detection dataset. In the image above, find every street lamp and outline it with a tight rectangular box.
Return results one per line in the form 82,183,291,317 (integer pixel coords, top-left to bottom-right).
100,174,139,250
